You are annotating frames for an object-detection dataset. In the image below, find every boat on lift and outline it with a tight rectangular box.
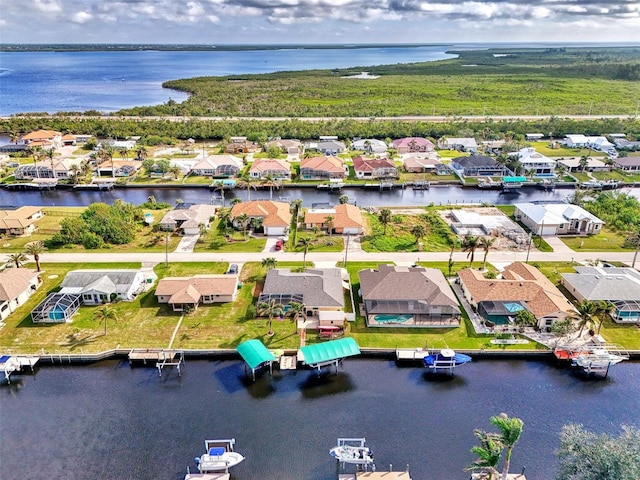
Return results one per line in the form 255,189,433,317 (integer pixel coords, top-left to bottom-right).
330,438,374,466
194,439,245,473
423,349,472,373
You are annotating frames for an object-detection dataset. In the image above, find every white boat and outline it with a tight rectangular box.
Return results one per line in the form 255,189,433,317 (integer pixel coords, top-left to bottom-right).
329,438,374,466
194,439,245,473
573,348,628,369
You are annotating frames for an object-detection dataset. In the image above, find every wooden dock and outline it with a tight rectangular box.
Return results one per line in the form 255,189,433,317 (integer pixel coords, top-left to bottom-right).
395,349,428,361
339,472,412,480
128,349,184,376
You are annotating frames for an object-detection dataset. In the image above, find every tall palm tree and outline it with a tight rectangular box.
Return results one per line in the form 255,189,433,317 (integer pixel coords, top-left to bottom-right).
462,234,479,267
261,257,277,270
30,146,43,179
94,305,118,336
135,145,148,161
491,413,524,480
378,208,392,235
410,224,426,244
286,301,306,334
99,145,115,178
6,252,27,269
24,241,46,272
479,236,496,270
216,207,232,235
573,300,598,336
238,173,257,201
45,147,56,177
262,173,277,200
237,213,251,239
579,155,589,173
325,215,335,239
596,300,616,335
69,163,81,184
298,237,312,268
466,430,502,480
256,298,284,337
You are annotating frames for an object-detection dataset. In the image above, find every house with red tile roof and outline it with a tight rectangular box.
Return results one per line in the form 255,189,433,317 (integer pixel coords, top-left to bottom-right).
303,204,364,235
352,156,398,179
248,158,291,180
458,262,575,331
230,200,291,236
21,130,62,150
392,137,435,154
300,156,347,180
155,275,239,312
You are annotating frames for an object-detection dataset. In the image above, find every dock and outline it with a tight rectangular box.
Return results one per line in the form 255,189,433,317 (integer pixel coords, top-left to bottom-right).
395,348,429,361
411,181,430,190
279,354,298,370
0,355,40,384
184,473,230,480
128,349,184,376
339,473,412,480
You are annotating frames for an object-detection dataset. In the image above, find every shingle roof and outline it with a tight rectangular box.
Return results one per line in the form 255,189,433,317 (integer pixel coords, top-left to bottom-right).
261,268,344,308
249,158,291,175
0,269,39,302
453,154,498,168
156,275,238,304
60,270,142,295
359,265,459,310
561,267,640,301
514,203,604,226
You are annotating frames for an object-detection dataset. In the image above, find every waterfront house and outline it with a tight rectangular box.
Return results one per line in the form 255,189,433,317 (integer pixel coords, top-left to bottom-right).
230,200,291,236
258,268,346,322
450,154,511,177
351,138,388,154
561,266,640,324
248,158,291,180
59,269,150,304
615,139,640,150
402,155,448,174
97,160,140,178
61,134,77,146
0,206,43,236
224,138,259,154
513,147,556,176
0,269,41,321
352,156,398,179
392,137,435,154
303,203,364,235
437,137,478,152
564,134,589,148
514,202,604,236
557,157,609,173
359,265,460,327
613,155,640,172
21,129,62,150
265,139,303,155
300,156,347,180
190,155,243,177
305,139,346,156
158,204,217,235
156,275,239,312
458,262,575,331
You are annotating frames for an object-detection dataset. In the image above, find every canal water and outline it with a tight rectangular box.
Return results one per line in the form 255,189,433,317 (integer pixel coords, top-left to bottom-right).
1,357,639,480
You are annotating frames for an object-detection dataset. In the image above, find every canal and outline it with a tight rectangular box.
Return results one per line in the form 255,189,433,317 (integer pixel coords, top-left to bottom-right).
2,184,639,209
1,357,639,480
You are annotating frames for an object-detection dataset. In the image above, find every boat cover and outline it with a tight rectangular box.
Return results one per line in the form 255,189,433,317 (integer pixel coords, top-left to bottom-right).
236,339,276,370
301,338,360,366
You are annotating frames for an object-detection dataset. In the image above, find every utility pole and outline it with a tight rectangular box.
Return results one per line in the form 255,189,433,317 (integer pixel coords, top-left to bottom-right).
525,231,533,263
343,234,350,267
165,232,170,267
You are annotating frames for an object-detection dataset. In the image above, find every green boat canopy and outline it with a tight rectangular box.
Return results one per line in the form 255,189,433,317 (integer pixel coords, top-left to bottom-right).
301,338,361,367
237,339,276,370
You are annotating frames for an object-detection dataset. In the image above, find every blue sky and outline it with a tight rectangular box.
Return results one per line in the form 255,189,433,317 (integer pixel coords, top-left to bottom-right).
2,0,639,44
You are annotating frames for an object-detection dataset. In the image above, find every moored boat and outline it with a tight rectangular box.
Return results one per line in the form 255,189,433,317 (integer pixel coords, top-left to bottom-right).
330,438,374,466
423,349,472,372
194,439,245,473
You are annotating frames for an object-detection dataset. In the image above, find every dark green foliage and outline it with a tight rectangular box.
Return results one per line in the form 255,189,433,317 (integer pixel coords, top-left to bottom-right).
81,231,105,249
583,192,640,231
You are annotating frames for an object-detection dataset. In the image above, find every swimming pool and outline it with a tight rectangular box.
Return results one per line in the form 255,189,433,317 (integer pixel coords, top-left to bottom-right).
373,314,413,324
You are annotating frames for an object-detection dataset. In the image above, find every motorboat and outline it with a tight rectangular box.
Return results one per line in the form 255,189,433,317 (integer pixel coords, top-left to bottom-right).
572,348,628,369
329,438,374,466
194,439,245,473
423,349,472,372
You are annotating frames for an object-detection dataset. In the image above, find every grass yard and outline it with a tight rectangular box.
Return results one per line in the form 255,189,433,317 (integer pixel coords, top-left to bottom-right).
560,226,633,252
597,318,640,350
529,141,607,158
592,170,640,183
194,220,266,253
290,233,344,253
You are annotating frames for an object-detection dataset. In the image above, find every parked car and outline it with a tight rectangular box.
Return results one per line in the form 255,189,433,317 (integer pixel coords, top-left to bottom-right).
275,240,283,251
227,264,238,275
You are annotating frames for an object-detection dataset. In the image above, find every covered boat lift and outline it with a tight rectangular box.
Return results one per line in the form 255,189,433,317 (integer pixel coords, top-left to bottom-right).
300,337,360,375
236,339,277,381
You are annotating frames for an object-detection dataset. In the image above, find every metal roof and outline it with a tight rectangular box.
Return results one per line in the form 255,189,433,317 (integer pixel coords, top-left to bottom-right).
301,338,360,366
236,339,276,370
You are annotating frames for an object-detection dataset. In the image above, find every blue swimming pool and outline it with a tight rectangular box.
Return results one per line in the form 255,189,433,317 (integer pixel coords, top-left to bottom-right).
373,314,413,324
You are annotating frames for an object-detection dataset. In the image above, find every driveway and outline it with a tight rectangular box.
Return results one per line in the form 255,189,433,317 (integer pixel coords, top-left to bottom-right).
262,236,283,253
175,234,200,253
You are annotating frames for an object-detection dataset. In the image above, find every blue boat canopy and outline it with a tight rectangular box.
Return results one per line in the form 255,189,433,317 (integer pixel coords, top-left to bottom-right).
236,339,276,370
301,338,360,367
503,176,527,183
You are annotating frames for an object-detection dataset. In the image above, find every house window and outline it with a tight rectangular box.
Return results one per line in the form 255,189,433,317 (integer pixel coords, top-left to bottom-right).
559,224,564,229
83,294,93,301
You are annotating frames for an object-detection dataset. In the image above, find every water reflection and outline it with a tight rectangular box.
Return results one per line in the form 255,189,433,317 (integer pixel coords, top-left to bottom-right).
299,371,355,399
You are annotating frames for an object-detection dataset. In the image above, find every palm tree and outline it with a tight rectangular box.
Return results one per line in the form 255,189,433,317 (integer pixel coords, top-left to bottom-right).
45,147,56,177
6,252,27,269
573,300,598,336
30,146,43,179
135,145,148,161
466,430,502,480
479,236,496,270
339,194,349,205
168,165,181,180
261,173,277,200
378,208,392,235
256,298,284,337
462,234,479,267
298,237,312,268
261,257,277,270
237,213,251,239
9,130,20,145
410,224,426,244
69,163,81,184
238,174,257,201
325,215,335,239
99,145,115,178
596,300,615,335
579,155,589,173
286,301,307,334
217,207,232,235
491,413,524,480
624,228,640,269
24,241,46,272
93,305,118,336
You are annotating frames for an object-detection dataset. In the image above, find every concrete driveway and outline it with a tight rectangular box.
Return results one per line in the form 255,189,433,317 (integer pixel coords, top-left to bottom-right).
175,234,200,253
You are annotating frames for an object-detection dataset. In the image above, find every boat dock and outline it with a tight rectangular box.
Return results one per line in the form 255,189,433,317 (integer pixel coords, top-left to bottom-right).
279,353,298,370
0,355,40,384
185,473,230,480
128,349,184,376
339,472,412,480
395,348,429,361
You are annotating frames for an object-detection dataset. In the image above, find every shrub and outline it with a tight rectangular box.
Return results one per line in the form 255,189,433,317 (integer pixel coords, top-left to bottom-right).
81,231,104,249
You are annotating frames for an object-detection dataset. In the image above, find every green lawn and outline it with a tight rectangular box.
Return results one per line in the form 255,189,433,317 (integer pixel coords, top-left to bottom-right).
194,221,266,253
598,318,640,350
361,212,454,252
529,141,607,158
436,150,470,159
560,226,633,252
592,170,640,183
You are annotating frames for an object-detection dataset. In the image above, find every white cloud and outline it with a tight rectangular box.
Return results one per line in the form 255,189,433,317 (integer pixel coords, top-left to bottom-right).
71,11,93,23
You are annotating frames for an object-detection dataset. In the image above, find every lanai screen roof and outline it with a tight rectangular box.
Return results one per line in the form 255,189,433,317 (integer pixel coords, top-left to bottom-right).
301,338,360,366
236,339,276,370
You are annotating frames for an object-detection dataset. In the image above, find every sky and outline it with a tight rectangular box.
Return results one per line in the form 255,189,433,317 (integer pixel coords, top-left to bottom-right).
1,0,639,44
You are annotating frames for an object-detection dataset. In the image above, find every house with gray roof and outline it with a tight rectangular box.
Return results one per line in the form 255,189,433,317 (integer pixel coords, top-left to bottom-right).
561,266,640,324
613,155,640,172
258,268,346,318
59,269,151,304
359,264,460,327
158,204,217,235
0,268,41,321
450,155,512,177
514,202,604,236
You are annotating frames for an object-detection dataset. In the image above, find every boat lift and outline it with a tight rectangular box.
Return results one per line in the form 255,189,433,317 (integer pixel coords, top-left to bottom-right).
0,355,40,384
